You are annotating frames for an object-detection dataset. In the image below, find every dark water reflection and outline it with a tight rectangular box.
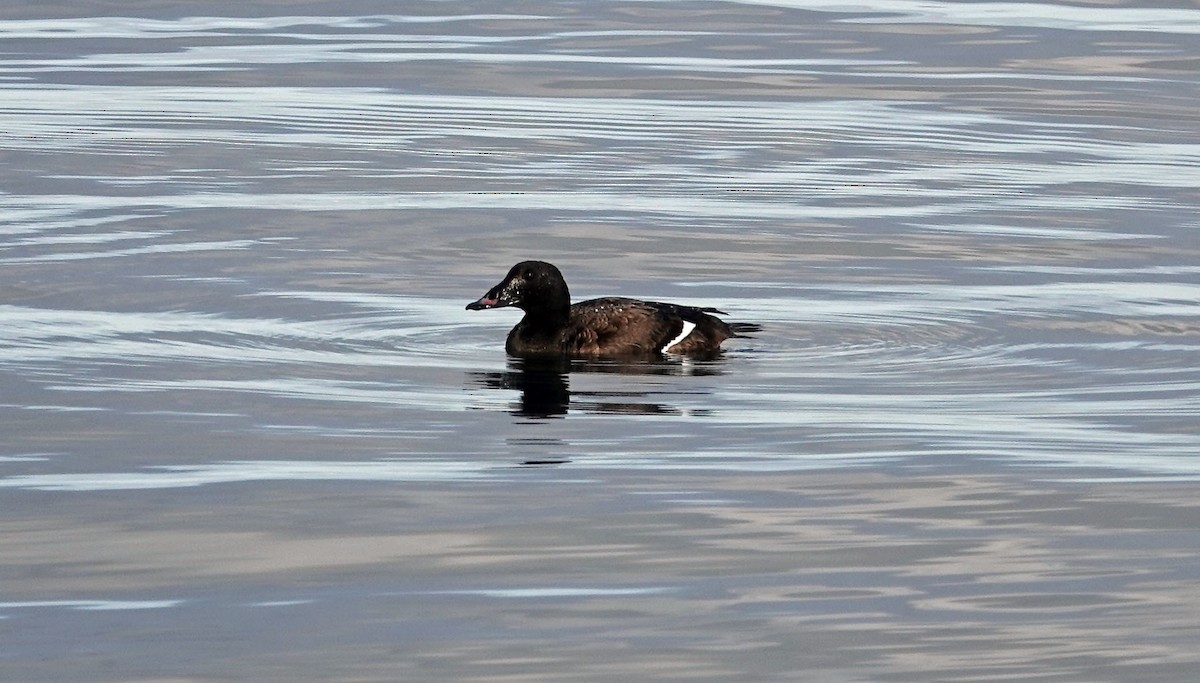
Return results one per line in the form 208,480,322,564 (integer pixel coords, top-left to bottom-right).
470,355,726,418
472,356,572,418
3,0,1200,681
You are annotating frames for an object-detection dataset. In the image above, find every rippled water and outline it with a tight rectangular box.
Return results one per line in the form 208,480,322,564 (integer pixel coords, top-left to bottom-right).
3,1,1199,681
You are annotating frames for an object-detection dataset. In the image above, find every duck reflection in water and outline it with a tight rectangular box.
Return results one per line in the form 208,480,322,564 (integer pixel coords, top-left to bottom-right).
469,355,726,418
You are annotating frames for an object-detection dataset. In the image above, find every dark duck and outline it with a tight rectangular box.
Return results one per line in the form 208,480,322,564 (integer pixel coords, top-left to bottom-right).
467,260,759,358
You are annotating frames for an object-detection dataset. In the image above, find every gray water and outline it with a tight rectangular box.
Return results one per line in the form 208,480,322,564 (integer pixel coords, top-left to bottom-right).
3,1,1200,681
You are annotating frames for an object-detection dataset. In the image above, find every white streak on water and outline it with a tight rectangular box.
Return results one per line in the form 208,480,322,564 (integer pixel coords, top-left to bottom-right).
725,0,1200,34
0,460,505,491
0,600,182,611
419,587,675,598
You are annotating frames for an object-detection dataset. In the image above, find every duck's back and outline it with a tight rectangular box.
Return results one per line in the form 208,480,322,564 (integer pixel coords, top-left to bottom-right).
557,297,739,357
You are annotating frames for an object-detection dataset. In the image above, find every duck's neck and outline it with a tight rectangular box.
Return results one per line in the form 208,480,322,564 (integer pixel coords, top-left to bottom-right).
508,305,570,356
521,303,570,330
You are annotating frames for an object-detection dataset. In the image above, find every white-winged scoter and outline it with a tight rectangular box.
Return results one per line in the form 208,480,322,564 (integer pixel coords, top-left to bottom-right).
466,260,758,357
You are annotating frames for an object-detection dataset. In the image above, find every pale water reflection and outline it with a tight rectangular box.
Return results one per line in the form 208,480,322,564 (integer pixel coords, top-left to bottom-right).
2,0,1200,680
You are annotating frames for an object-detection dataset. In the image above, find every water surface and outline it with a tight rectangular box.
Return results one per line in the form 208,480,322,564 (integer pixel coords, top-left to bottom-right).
2,1,1199,681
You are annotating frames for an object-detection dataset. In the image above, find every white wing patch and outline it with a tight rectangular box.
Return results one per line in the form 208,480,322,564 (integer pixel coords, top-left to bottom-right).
663,320,697,353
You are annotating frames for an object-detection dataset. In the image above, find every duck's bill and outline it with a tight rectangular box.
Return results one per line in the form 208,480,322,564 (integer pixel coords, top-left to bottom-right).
466,296,506,311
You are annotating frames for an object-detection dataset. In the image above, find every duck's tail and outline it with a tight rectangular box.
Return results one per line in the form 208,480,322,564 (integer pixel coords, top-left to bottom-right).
728,322,762,337
690,306,760,339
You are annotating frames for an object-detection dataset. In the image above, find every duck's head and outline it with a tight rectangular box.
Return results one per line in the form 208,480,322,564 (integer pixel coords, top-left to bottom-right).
466,260,570,315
